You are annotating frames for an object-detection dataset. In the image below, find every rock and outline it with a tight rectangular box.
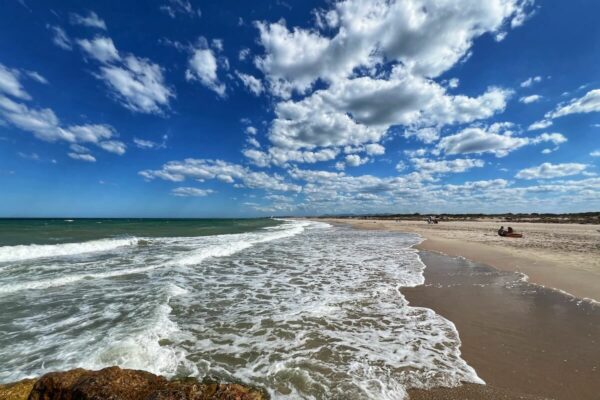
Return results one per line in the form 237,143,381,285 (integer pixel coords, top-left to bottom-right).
24,367,267,400
0,378,37,400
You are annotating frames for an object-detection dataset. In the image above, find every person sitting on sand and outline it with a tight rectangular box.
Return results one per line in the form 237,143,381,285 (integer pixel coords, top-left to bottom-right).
498,226,507,236
507,227,514,234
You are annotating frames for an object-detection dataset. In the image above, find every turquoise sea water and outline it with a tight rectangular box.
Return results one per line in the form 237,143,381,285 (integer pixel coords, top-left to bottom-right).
0,218,280,246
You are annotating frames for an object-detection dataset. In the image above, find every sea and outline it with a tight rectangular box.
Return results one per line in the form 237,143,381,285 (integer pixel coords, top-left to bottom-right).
0,218,482,399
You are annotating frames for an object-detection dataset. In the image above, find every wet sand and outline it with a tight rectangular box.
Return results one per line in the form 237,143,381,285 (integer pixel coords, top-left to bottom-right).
321,218,600,302
406,252,600,400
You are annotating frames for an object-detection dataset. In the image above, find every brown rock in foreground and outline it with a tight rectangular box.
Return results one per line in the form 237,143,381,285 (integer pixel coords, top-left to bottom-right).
11,366,267,400
0,378,37,400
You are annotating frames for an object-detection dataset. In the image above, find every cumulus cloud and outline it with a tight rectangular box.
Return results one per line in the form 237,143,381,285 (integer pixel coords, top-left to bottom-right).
140,158,302,192
591,150,600,157
345,154,369,167
256,0,531,94
47,25,72,50
70,11,107,30
365,143,385,155
268,72,511,152
186,48,226,97
171,187,214,197
437,124,567,157
411,157,485,175
516,162,588,180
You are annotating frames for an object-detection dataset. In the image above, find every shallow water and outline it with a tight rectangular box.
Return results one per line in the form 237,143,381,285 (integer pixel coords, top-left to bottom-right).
0,219,482,399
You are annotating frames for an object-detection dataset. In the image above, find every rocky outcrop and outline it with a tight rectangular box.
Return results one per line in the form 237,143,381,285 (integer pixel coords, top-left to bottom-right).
1,367,267,400
0,378,36,400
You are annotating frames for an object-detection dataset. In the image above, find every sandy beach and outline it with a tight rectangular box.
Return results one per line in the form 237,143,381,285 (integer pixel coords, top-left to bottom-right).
322,218,600,302
322,218,600,399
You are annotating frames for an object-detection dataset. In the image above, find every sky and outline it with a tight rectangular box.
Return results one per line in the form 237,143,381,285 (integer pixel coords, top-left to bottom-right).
0,0,599,218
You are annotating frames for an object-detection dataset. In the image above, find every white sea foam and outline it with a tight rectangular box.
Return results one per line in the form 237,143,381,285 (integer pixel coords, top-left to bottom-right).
0,265,157,295
0,237,138,263
172,219,309,267
0,220,484,398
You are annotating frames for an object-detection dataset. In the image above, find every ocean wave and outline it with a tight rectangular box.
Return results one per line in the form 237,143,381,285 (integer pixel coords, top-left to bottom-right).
0,265,157,295
0,237,138,263
173,219,311,267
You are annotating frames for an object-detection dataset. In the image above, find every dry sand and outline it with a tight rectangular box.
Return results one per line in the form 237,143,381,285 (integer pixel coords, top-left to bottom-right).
321,218,600,302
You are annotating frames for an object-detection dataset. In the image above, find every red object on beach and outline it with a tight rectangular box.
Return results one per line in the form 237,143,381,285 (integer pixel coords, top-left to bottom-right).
505,233,523,238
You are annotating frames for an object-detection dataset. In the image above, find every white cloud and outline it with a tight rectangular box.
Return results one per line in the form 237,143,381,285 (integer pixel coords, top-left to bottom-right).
436,124,529,157
245,126,257,135
395,161,406,172
134,135,167,150
448,78,460,88
186,48,226,97
531,132,567,146
47,25,72,50
69,143,90,153
528,119,553,131
0,64,31,100
236,72,263,96
99,55,174,114
437,125,567,157
519,94,542,104
97,140,126,155
172,187,214,197
520,76,542,88
256,0,530,94
239,48,251,61
546,89,600,119
404,127,440,144
0,75,124,155
75,36,174,114
25,71,48,85
140,158,302,192
250,0,525,165
590,150,600,157
211,39,224,52
345,154,369,167
268,72,511,151
70,11,107,30
365,143,385,155
411,157,485,175
68,152,96,162
78,37,119,63
516,162,588,180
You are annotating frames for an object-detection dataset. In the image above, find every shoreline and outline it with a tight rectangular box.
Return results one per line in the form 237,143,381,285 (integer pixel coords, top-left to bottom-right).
320,218,600,303
320,218,600,399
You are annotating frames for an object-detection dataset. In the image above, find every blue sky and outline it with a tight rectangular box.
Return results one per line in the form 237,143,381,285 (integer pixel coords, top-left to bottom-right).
1,0,599,217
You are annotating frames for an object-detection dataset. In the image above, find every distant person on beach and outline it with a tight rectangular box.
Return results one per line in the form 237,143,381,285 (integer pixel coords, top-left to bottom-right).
507,227,514,234
498,226,507,236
